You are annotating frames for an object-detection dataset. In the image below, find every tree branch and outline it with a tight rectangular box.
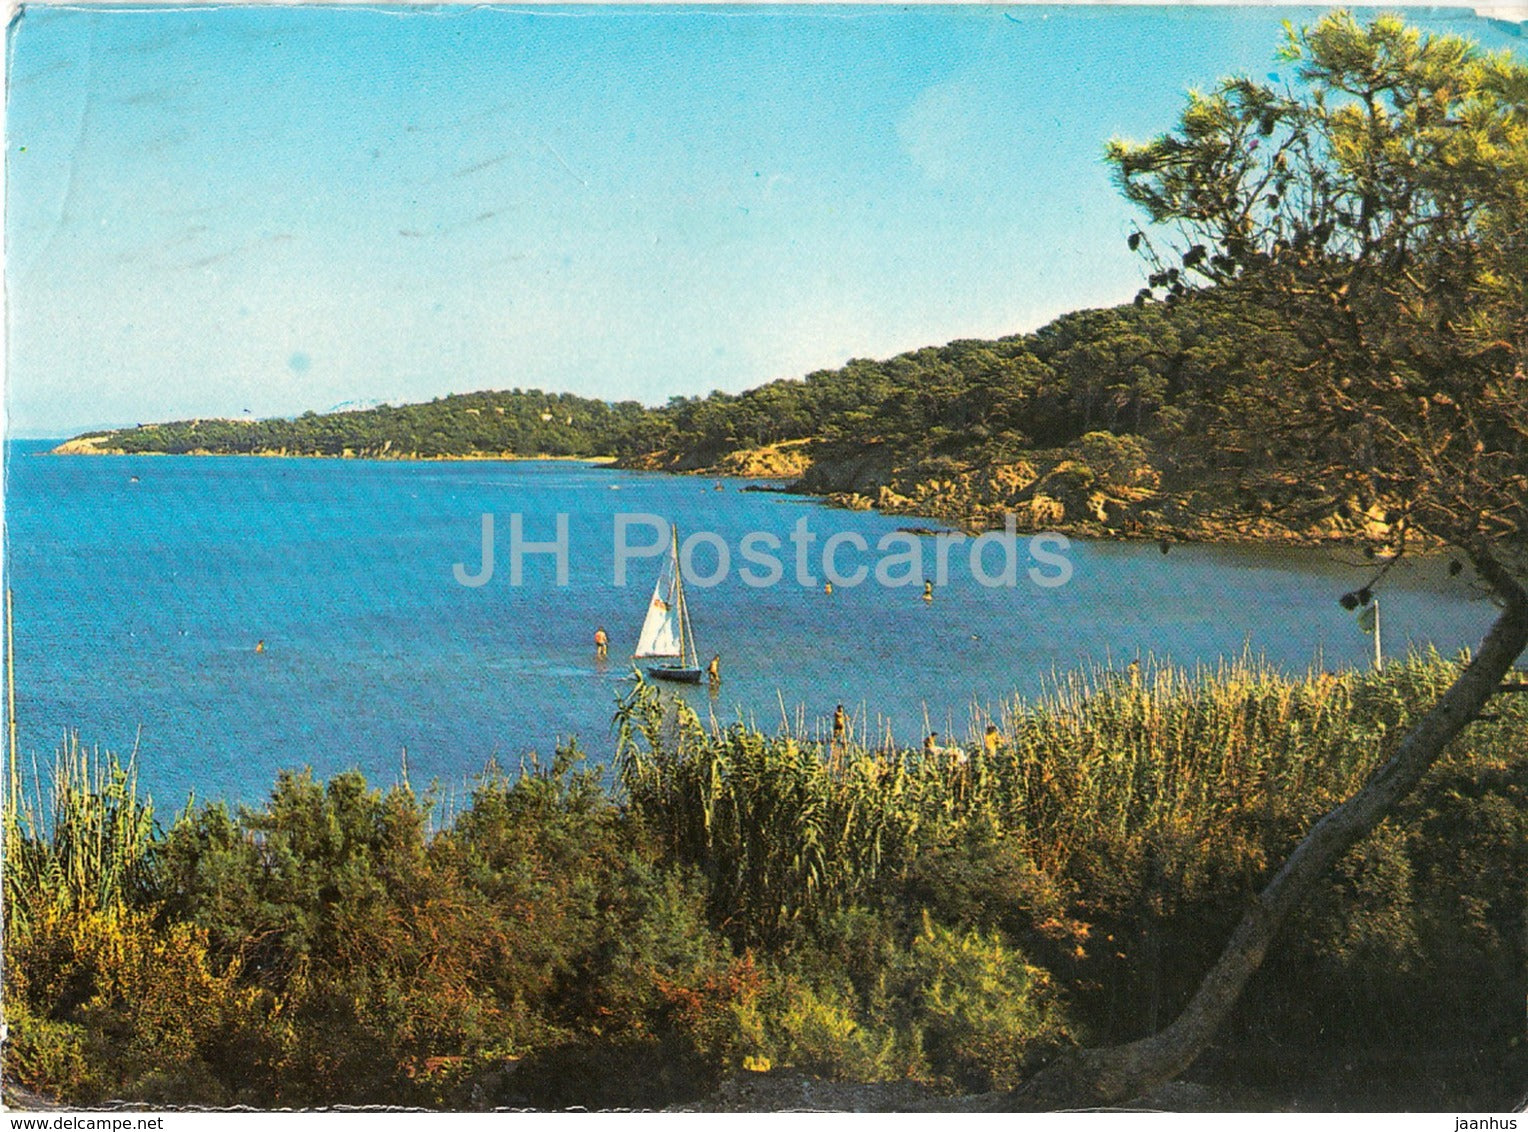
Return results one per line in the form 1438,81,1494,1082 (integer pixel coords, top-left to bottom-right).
1000,549,1528,1111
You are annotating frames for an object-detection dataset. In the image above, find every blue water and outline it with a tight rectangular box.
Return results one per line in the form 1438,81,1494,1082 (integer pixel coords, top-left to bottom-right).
2,440,1496,807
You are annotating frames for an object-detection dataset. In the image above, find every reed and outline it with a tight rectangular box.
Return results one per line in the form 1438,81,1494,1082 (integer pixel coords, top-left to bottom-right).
3,733,158,929
615,651,1517,949
2,651,1521,1106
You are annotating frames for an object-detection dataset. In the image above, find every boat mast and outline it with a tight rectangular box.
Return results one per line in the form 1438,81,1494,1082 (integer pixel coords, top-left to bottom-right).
681,586,698,669
671,525,698,668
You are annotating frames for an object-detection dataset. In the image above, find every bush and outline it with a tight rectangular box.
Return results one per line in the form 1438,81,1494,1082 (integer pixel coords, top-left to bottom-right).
4,906,261,1104
1076,431,1156,487
883,914,1072,1092
744,973,901,1082
6,656,1523,1107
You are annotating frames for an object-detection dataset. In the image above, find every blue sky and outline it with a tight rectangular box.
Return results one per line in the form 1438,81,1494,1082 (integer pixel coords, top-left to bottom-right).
6,4,1523,436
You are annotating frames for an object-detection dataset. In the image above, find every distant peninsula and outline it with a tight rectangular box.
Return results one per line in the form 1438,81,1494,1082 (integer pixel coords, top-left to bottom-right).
53,388,651,462
53,298,1402,549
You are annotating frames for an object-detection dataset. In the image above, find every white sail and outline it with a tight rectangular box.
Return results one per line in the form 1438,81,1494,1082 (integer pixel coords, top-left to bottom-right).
634,554,684,658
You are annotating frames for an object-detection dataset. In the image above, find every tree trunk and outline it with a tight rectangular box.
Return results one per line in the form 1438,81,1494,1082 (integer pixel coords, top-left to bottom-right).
1002,552,1528,1111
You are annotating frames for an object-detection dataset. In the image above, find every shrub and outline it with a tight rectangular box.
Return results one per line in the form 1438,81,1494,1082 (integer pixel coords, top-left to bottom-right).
883,914,1072,1092
6,656,1523,1107
3,905,261,1104
752,975,899,1081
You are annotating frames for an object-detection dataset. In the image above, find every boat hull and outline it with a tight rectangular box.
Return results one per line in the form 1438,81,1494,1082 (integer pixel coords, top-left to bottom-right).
648,665,704,684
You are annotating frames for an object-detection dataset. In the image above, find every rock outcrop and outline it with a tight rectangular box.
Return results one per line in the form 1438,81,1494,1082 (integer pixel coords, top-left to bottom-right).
51,435,126,455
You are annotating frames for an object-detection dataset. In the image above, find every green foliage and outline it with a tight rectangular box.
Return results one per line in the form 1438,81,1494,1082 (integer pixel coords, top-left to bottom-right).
1,1000,91,1100
96,390,657,460
2,907,264,1104
149,770,485,1102
68,296,1278,519
741,971,900,1081
5,657,1525,1107
616,677,941,948
0,739,251,1103
1109,10,1528,567
1244,729,1528,1054
647,299,1276,483
882,914,1070,1092
153,747,702,1104
617,654,1528,1055
716,910,1069,1091
3,737,158,930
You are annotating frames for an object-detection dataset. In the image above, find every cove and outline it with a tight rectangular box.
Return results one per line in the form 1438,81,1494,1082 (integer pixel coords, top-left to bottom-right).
3,442,1493,806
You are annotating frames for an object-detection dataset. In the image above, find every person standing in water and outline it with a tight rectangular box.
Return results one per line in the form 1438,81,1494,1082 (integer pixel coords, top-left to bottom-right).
707,654,721,684
594,627,609,659
255,640,265,654
923,579,934,602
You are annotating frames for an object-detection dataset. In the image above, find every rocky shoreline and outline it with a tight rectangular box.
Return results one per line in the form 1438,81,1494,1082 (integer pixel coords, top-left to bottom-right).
620,440,1408,552
51,433,1405,553
48,436,615,463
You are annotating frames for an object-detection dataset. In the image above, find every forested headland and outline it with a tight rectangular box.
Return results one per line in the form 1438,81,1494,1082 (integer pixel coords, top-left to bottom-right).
51,295,1395,547
53,388,655,462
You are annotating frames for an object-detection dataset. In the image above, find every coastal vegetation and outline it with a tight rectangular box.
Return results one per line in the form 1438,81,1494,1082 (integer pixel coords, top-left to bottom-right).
4,654,1525,1108
55,389,654,461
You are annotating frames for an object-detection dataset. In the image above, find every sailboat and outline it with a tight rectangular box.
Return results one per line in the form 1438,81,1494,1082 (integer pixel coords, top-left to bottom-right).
634,526,704,684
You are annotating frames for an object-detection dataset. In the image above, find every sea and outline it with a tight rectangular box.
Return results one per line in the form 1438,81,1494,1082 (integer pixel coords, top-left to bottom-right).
2,440,1496,808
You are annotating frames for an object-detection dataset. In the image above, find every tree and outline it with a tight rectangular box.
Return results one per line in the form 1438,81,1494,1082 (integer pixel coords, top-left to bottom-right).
1012,12,1528,1107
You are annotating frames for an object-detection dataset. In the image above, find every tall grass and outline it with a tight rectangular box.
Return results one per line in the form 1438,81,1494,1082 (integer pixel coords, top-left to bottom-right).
615,651,1514,950
3,734,158,929
3,653,1522,1105
616,680,937,944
